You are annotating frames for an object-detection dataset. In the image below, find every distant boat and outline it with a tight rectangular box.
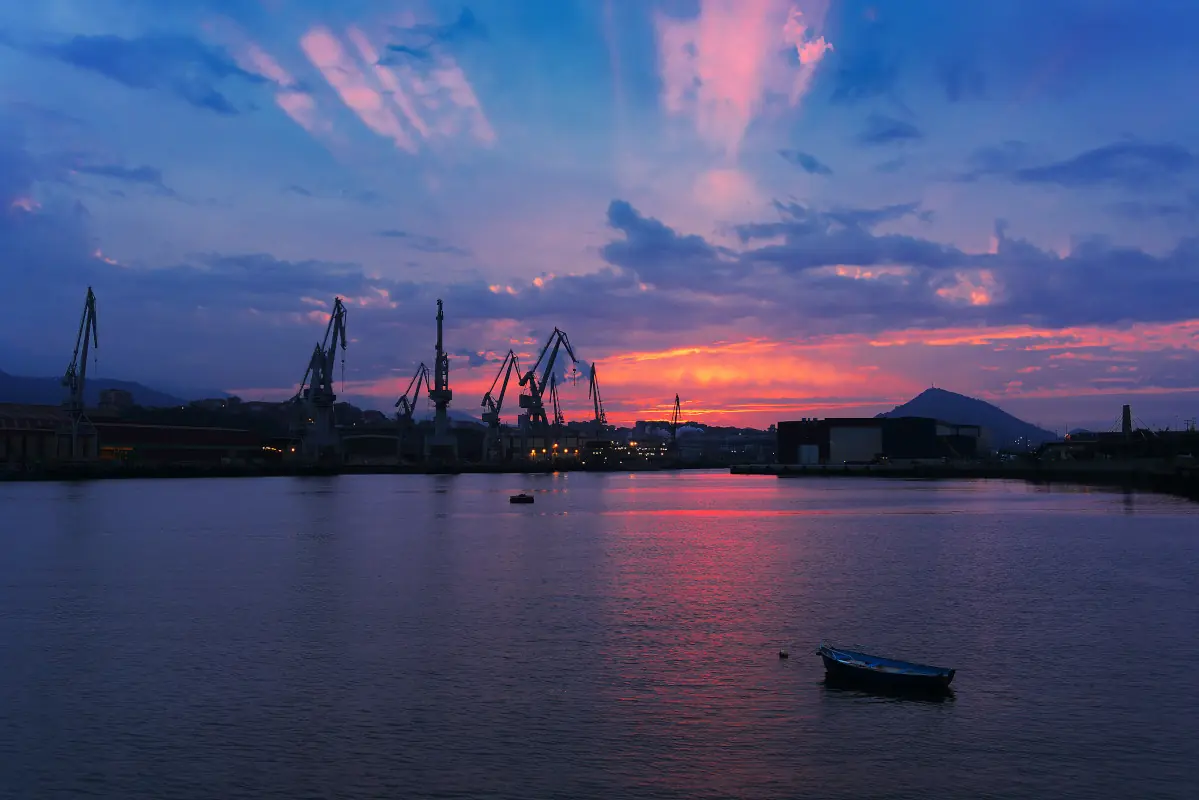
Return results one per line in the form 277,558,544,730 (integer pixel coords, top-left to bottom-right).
816,643,955,691
509,492,535,504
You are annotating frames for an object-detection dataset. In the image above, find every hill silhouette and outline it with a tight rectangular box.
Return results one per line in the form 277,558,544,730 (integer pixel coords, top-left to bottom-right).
0,368,186,408
878,387,1058,450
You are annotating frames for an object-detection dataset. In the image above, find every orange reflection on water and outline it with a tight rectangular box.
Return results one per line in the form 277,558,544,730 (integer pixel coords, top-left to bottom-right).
593,475,813,796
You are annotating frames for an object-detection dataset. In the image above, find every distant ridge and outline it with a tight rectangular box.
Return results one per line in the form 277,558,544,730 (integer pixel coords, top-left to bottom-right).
0,368,187,408
878,387,1059,450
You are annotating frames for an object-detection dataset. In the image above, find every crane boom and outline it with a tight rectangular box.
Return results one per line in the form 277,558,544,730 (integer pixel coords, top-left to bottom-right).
481,349,521,424
62,287,98,461
518,327,579,429
291,297,348,463
295,297,348,401
62,286,98,416
396,362,431,421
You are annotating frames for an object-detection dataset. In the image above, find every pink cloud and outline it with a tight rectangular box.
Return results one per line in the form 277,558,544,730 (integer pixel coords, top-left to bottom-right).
427,61,496,146
300,26,418,153
654,0,832,158
345,27,432,141
213,22,333,138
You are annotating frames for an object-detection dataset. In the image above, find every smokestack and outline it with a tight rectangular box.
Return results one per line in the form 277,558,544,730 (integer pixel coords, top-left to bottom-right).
1121,404,1132,438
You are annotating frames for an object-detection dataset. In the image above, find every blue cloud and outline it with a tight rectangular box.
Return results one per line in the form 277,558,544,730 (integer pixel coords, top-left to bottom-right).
70,162,175,196
857,114,922,146
376,229,471,257
1013,142,1196,189
383,7,487,63
961,141,1197,190
778,150,833,175
8,33,264,114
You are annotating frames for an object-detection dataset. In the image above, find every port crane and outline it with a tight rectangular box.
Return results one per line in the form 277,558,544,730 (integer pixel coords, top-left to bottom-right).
518,327,579,433
669,393,682,452
480,349,521,462
394,362,430,460
425,299,457,462
62,286,98,461
292,296,348,462
588,363,607,428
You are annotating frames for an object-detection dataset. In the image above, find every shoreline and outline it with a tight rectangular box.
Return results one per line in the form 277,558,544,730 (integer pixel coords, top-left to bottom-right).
4,460,1197,502
730,462,1199,502
0,461,724,483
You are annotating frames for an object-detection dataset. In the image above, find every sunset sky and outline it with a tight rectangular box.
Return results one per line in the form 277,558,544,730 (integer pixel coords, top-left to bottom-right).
2,0,1198,432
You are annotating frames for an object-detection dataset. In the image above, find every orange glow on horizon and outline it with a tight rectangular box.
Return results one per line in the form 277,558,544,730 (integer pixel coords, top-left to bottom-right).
226,317,1199,428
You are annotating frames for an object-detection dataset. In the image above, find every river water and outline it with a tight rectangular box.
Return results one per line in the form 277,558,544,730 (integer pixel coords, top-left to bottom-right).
1,472,1196,799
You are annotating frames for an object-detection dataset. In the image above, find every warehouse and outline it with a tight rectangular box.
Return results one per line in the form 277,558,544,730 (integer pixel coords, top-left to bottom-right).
776,416,981,465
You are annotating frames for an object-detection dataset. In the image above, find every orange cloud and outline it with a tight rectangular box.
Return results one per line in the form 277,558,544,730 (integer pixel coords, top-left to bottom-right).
92,248,119,266
866,320,1199,352
935,270,999,306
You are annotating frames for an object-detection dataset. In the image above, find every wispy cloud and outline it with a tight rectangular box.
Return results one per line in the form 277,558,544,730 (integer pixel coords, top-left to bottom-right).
299,22,495,152
300,26,417,153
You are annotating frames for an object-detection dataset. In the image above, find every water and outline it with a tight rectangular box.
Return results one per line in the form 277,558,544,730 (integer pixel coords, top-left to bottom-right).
1,472,1197,799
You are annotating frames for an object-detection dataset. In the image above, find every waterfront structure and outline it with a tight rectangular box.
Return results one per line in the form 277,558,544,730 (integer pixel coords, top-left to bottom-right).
776,417,981,465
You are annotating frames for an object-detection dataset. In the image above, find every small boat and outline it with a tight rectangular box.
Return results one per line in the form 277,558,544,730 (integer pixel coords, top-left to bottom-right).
816,643,955,691
509,493,535,504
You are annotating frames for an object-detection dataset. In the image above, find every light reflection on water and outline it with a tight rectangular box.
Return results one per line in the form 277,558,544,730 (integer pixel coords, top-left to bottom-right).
0,472,1196,799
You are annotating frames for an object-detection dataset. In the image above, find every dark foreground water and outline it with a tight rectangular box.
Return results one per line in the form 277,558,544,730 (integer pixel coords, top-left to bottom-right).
1,473,1197,800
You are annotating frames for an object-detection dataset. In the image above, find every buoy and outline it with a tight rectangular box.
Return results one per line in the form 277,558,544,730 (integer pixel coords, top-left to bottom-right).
778,650,789,659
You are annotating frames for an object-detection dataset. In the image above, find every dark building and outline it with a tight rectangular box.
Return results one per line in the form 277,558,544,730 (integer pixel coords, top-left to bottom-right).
94,422,266,465
776,416,981,465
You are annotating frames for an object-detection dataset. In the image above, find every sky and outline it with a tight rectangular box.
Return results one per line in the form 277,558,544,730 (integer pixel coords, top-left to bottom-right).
2,0,1198,433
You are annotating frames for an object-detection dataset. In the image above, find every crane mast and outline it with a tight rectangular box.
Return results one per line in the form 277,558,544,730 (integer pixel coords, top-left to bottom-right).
62,287,98,461
293,296,348,463
425,299,457,461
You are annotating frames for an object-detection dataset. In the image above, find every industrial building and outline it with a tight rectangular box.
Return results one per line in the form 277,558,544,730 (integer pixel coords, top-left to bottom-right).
777,416,981,465
0,403,97,468
93,422,267,465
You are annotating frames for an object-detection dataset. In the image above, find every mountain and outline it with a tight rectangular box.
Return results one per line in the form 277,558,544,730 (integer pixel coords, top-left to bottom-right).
878,387,1059,450
0,368,187,408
